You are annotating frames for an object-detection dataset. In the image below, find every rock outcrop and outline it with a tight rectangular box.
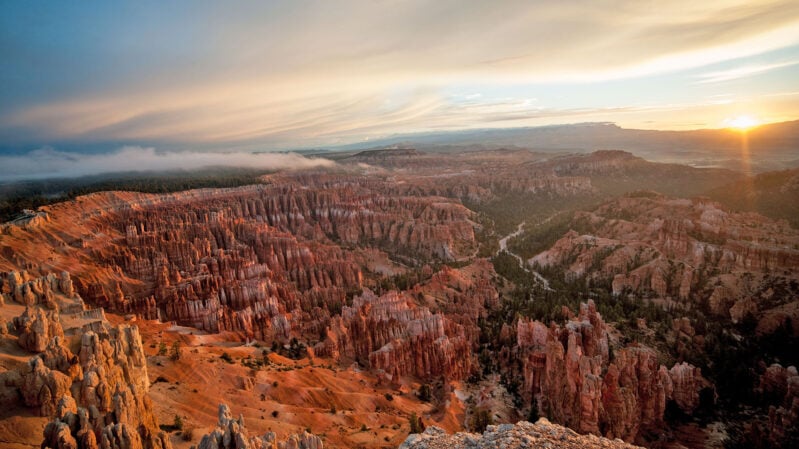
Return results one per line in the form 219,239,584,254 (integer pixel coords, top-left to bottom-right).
198,404,323,449
14,306,64,352
1,271,78,308
5,301,171,449
530,194,799,320
760,364,799,447
0,175,481,345
516,300,711,442
35,326,171,449
20,356,72,416
411,260,500,348
41,394,171,449
318,289,473,381
399,418,643,449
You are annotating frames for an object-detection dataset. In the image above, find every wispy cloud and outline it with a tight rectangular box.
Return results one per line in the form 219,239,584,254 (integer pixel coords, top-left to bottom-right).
694,60,799,83
1,0,798,146
0,147,335,182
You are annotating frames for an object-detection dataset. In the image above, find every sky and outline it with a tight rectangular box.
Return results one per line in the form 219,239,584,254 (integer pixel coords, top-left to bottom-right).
1,0,799,155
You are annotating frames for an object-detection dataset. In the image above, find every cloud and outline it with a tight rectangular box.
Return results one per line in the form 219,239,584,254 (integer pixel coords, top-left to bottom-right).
1,0,799,145
0,147,335,182
694,60,799,83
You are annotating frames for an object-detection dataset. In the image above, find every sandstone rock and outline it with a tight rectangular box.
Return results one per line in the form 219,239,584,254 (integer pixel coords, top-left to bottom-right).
760,364,797,400
0,271,79,307
268,431,324,449
237,375,254,391
40,336,82,379
601,347,672,440
318,289,472,381
0,272,171,449
14,306,64,352
198,404,323,449
41,420,80,449
411,260,499,348
730,298,757,323
517,301,609,435
24,311,172,449
529,195,799,310
517,300,709,442
100,423,144,449
43,399,170,449
399,418,643,449
669,362,712,413
20,357,72,416
671,317,695,338
1,172,485,347
760,364,799,447
0,369,23,409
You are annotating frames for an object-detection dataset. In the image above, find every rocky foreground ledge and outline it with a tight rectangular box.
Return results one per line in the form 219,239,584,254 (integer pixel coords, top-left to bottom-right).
399,419,643,449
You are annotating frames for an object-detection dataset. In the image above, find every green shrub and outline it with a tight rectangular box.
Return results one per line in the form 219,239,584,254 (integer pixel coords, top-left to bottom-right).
409,412,425,434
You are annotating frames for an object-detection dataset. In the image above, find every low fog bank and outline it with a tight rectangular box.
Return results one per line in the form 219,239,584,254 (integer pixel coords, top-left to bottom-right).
0,146,335,182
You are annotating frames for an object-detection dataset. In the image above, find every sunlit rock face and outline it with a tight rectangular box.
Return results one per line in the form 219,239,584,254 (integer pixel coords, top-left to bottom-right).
0,173,481,346
40,326,171,449
2,298,171,449
1,270,78,308
197,404,324,449
317,289,473,381
14,306,64,352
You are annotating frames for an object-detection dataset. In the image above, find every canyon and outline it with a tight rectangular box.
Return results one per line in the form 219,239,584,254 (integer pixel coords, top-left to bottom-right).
529,193,799,329
0,149,797,448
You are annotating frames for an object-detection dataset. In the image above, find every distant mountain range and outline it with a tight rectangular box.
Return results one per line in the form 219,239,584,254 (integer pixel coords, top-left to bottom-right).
329,120,799,173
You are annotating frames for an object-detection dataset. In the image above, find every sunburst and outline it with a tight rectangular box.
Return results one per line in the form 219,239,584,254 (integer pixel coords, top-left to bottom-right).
724,115,760,132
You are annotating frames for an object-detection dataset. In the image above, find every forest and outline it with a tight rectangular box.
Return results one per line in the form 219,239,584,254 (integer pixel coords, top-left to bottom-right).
0,167,270,222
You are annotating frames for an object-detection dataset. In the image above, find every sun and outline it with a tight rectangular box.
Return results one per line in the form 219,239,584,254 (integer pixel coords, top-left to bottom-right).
724,115,760,132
